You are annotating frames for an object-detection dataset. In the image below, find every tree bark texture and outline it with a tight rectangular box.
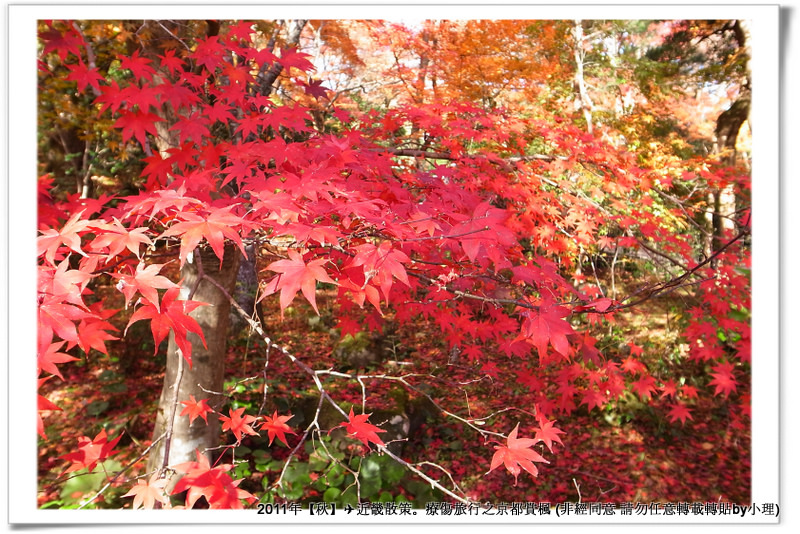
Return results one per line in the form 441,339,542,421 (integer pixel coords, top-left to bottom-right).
705,20,750,262
572,20,594,134
257,20,309,95
147,244,241,478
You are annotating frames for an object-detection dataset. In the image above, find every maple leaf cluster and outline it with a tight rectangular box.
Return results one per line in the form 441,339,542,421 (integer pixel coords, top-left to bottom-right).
181,398,299,448
60,429,122,474
171,451,256,509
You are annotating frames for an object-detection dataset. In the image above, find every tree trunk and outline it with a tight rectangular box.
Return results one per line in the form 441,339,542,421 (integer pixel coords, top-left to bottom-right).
146,244,241,481
704,20,750,263
572,20,593,134
256,20,308,96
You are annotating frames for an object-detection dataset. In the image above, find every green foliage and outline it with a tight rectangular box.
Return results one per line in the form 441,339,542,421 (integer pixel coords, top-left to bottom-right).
51,460,124,509
257,435,440,507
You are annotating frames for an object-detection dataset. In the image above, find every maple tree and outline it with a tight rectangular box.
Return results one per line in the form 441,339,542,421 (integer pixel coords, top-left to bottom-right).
35,18,752,509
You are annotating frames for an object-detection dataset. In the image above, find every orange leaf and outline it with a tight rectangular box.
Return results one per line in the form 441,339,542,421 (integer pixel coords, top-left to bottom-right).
123,472,170,510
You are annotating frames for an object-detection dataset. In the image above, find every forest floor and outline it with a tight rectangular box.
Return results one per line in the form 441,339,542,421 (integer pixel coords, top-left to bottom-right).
37,274,751,509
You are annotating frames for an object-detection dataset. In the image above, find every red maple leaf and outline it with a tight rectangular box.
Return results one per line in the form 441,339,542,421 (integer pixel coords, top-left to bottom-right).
517,297,574,360
38,341,79,379
119,49,155,81
350,241,410,304
38,376,61,439
41,258,93,307
88,221,152,260
71,304,119,355
579,388,607,412
206,101,236,125
336,315,362,339
221,62,253,87
597,235,617,250
227,20,255,42
159,206,249,267
220,158,254,187
337,408,386,449
171,450,256,509
620,355,647,375
407,211,441,237
170,113,211,144
260,411,297,447
631,374,658,401
38,296,91,347
219,407,260,443
37,210,92,264
666,403,693,425
487,423,549,485
574,297,614,313
628,342,644,357
156,84,199,114
123,182,202,221
533,416,565,453
60,428,122,474
190,36,225,73
125,287,208,367
114,110,164,149
180,395,214,425
578,331,603,366
39,25,84,61
277,47,315,75
451,201,516,263
158,48,184,74
659,379,678,399
262,250,337,316
709,360,738,398
95,82,151,116
680,384,699,399
247,46,278,67
302,78,330,100
65,61,104,93
234,112,263,139
114,262,178,309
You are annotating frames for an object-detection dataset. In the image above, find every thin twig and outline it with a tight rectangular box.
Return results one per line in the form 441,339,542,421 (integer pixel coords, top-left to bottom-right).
608,228,748,313
202,271,480,505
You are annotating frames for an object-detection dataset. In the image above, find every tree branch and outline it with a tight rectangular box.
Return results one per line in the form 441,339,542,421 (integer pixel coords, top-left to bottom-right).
256,20,309,96
199,271,480,506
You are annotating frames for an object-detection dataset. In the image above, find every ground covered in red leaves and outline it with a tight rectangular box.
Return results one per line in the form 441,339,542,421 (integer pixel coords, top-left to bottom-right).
38,284,750,509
